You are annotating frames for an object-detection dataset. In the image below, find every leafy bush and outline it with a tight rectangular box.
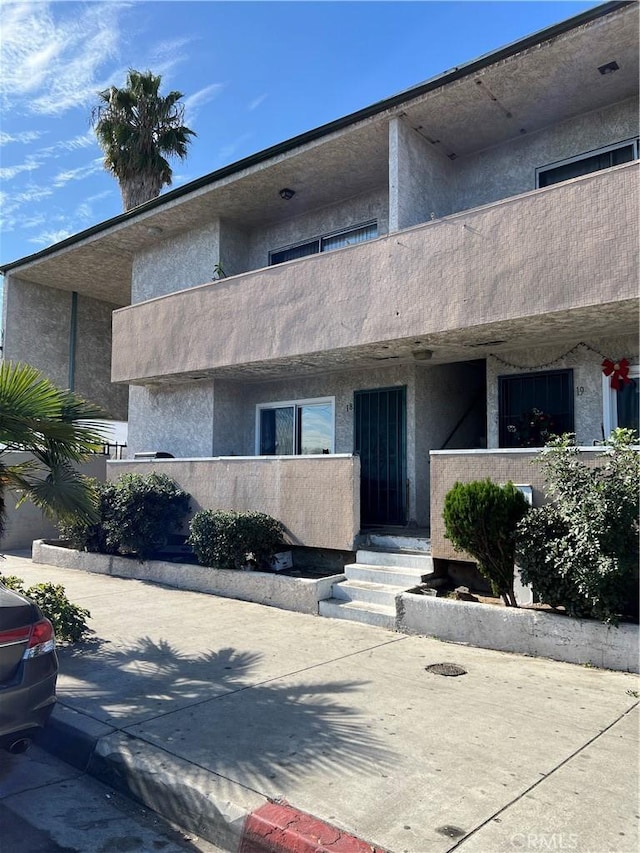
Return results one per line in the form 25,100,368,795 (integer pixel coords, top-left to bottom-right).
443,479,529,606
0,574,90,642
516,430,639,623
188,510,285,571
59,478,119,554
60,473,191,560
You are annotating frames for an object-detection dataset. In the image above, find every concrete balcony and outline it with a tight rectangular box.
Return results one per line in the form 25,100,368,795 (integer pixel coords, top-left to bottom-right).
112,163,638,384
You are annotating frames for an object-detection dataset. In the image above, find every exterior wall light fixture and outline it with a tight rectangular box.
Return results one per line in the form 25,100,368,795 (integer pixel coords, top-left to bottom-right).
279,188,295,200
597,61,619,75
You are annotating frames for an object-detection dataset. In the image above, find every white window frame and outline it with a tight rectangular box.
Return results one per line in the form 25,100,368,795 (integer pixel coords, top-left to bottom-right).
255,396,336,455
269,221,377,266
536,138,639,188
602,364,639,436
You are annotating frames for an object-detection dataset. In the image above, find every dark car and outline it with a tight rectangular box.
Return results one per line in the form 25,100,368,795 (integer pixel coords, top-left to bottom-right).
0,583,58,753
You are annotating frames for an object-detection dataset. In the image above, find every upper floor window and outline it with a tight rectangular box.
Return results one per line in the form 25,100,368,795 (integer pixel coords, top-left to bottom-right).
269,221,377,266
536,139,639,189
256,398,334,455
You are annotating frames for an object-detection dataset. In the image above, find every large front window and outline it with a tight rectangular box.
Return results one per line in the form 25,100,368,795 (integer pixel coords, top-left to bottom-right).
257,398,334,455
499,370,574,448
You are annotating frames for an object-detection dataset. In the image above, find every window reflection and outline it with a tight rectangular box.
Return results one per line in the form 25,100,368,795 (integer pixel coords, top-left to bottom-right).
259,401,333,455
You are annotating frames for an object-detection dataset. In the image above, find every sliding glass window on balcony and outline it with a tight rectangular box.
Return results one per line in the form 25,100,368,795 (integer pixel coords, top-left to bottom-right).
537,139,638,188
269,221,377,265
257,399,334,455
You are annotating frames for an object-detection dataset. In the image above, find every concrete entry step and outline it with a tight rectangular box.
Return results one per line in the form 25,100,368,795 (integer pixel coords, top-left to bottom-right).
346,563,427,589
356,549,434,572
331,579,405,608
319,598,396,630
356,531,431,553
319,541,433,629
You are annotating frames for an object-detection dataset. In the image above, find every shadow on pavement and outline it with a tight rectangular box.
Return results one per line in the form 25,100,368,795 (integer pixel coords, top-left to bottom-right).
56,636,396,789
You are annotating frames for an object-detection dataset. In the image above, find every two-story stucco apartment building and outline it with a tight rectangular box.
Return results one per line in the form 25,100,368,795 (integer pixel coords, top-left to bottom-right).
2,3,638,576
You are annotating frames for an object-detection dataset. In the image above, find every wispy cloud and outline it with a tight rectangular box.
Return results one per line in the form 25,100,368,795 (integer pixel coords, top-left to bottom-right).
184,83,225,124
0,135,100,185
248,94,268,111
0,157,41,181
29,228,75,247
52,158,103,188
0,184,56,233
25,188,117,248
148,36,195,76
217,133,253,165
0,130,47,146
0,1,126,115
57,131,96,152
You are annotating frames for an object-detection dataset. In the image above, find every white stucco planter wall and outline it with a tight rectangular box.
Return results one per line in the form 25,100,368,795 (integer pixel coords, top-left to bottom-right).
397,592,639,673
32,541,342,616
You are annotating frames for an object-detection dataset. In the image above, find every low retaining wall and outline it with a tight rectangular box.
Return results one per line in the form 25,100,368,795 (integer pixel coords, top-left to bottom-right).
397,592,639,673
32,541,342,616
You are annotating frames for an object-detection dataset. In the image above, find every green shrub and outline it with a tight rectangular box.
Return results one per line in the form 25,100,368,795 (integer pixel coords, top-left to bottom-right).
188,509,285,571
516,430,639,623
59,472,191,560
59,478,119,554
443,479,529,606
0,574,90,642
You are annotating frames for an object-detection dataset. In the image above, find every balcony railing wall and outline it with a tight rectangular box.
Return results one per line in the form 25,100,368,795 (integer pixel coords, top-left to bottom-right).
108,454,361,552
112,164,638,384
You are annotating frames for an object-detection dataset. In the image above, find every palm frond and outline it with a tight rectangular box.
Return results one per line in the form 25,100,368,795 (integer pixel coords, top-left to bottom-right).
0,363,105,538
15,462,100,526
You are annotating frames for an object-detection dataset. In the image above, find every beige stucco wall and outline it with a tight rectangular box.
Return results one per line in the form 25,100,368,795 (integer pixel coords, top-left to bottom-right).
218,220,250,278
1,453,107,550
486,334,639,447
429,448,611,560
131,221,220,303
4,275,70,389
390,117,455,231
108,455,360,551
127,382,215,458
3,275,126,419
452,97,638,213
112,163,638,385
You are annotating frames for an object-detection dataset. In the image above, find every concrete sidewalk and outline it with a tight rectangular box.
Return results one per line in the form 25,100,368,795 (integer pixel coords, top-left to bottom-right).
3,551,638,853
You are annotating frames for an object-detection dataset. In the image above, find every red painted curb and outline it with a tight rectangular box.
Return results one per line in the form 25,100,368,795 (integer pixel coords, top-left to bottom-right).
239,802,387,853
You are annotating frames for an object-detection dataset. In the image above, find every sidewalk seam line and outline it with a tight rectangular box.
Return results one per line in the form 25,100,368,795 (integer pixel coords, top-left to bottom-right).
450,700,640,851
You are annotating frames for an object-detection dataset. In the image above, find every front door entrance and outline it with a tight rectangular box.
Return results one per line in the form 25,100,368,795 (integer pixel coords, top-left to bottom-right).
354,386,407,527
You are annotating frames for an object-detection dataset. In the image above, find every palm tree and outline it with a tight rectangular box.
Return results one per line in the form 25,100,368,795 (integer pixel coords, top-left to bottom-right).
92,69,196,211
0,362,105,542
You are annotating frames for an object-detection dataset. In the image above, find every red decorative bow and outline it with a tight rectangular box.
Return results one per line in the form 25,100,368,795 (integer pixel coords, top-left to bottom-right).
602,358,632,390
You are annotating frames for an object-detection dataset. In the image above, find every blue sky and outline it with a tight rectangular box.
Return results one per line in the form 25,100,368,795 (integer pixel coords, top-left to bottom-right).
1,0,601,269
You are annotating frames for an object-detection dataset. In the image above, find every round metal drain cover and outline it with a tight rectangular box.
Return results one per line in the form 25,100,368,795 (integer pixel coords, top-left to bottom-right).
425,662,467,677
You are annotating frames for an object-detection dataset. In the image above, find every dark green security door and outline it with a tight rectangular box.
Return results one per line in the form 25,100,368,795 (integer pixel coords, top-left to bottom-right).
354,386,407,527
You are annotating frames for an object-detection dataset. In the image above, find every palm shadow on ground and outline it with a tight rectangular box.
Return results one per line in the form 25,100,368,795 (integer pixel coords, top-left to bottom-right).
56,636,395,792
